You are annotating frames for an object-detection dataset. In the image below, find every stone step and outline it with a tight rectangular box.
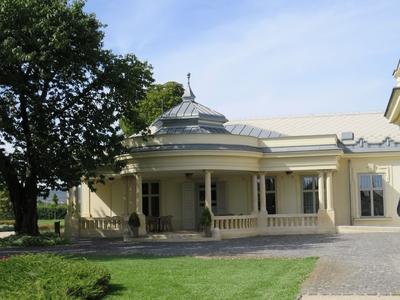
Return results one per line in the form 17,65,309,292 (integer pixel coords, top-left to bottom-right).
337,225,400,233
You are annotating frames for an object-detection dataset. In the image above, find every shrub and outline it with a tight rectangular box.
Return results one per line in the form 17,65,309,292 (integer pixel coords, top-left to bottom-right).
128,212,140,228
0,224,14,232
200,207,212,226
0,254,111,299
37,204,67,219
0,220,14,226
0,232,68,247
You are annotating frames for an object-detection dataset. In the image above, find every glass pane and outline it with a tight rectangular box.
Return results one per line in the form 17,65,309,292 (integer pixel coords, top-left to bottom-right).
151,196,160,217
373,190,384,216
372,175,383,189
266,177,275,191
151,183,159,195
142,183,149,195
303,177,313,190
359,175,371,190
142,196,149,216
211,189,217,207
266,193,276,214
199,190,205,207
360,191,371,216
303,192,314,213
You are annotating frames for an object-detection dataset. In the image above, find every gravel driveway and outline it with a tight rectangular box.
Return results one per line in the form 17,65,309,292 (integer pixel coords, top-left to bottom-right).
1,233,399,296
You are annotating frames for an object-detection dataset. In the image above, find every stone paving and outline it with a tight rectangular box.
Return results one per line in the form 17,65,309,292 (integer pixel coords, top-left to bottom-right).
1,233,400,296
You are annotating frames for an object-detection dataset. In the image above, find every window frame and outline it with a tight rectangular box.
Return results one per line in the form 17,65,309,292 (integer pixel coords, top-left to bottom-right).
302,176,319,214
358,173,385,218
198,183,217,208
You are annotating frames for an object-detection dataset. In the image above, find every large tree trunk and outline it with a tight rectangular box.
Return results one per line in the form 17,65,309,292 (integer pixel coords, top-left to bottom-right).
8,178,39,236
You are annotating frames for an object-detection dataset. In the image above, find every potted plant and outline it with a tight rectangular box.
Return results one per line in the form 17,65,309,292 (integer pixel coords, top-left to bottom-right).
128,212,141,237
200,207,212,237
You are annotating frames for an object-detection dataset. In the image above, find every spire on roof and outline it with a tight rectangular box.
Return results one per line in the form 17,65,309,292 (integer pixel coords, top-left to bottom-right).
182,72,196,101
393,59,400,87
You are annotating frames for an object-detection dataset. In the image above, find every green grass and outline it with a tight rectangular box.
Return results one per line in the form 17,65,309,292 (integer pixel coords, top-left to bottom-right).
87,255,317,300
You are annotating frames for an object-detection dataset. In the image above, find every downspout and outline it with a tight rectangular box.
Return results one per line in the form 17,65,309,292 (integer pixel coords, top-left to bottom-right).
348,159,353,225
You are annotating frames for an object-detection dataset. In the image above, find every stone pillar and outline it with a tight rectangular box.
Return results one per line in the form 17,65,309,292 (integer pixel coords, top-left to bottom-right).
205,170,212,213
259,173,267,213
317,171,336,233
326,171,334,211
135,174,146,236
252,174,258,214
65,186,80,239
318,172,326,211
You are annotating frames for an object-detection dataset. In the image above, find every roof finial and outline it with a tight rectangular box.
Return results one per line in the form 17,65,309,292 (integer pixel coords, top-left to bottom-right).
393,59,400,87
182,72,196,101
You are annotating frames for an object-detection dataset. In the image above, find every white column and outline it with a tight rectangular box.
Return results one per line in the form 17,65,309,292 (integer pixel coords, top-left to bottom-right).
135,174,143,214
252,174,258,214
68,186,76,215
326,171,334,211
318,172,326,211
259,173,267,213
205,170,212,213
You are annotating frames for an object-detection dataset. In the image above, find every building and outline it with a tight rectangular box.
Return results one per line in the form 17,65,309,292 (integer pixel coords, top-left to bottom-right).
66,65,400,239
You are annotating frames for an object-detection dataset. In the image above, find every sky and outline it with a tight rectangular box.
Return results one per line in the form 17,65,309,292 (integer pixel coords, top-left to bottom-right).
85,0,400,120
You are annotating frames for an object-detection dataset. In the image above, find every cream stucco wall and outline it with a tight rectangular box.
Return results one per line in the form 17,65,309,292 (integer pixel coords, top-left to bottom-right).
79,154,400,229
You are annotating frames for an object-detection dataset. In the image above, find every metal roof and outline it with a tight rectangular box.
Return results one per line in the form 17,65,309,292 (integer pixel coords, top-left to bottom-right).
159,99,228,123
225,124,283,138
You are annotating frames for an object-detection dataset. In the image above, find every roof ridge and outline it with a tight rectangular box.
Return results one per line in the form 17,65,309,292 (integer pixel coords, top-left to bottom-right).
230,111,384,122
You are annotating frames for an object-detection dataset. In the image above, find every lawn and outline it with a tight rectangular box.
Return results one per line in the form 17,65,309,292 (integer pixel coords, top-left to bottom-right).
87,255,317,300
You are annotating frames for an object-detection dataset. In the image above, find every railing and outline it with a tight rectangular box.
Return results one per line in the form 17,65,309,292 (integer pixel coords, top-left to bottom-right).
266,214,318,228
213,214,258,231
80,216,123,232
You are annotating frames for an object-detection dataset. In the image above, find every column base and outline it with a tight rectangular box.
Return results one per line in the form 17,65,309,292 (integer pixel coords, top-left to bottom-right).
137,213,147,236
257,211,268,234
317,209,336,233
64,215,80,240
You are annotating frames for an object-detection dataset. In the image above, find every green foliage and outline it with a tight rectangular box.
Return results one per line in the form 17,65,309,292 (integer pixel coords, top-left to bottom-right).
0,224,13,232
128,212,140,228
51,194,59,206
200,207,212,226
0,184,13,220
37,203,67,219
0,232,68,247
88,255,317,300
0,0,153,234
120,81,184,135
0,254,110,299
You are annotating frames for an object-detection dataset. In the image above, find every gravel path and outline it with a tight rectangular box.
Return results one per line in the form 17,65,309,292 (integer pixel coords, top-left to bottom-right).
1,233,399,296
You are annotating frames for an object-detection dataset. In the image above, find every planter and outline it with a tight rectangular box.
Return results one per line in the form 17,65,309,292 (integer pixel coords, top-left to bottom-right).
203,225,212,237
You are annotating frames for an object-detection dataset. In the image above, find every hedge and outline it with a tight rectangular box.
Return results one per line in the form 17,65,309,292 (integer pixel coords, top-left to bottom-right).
37,204,67,219
0,254,110,299
0,232,69,247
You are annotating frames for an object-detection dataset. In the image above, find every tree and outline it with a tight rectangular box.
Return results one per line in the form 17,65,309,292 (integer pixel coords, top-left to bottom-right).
0,0,153,235
120,81,184,136
52,194,59,207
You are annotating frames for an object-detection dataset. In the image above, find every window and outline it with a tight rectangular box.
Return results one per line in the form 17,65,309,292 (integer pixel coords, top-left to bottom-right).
199,183,217,208
302,176,319,213
142,182,160,217
359,174,384,217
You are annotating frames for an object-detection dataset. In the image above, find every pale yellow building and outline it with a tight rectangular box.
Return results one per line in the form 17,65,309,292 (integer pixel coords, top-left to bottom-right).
66,65,400,239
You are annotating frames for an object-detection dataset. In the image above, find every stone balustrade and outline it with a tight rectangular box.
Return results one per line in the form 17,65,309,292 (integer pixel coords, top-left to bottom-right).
213,214,258,231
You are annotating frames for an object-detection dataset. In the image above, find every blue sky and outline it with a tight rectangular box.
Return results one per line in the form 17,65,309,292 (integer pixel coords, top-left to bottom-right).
85,0,400,120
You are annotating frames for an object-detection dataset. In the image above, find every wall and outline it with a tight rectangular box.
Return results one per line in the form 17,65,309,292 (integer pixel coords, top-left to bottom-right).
348,156,400,226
